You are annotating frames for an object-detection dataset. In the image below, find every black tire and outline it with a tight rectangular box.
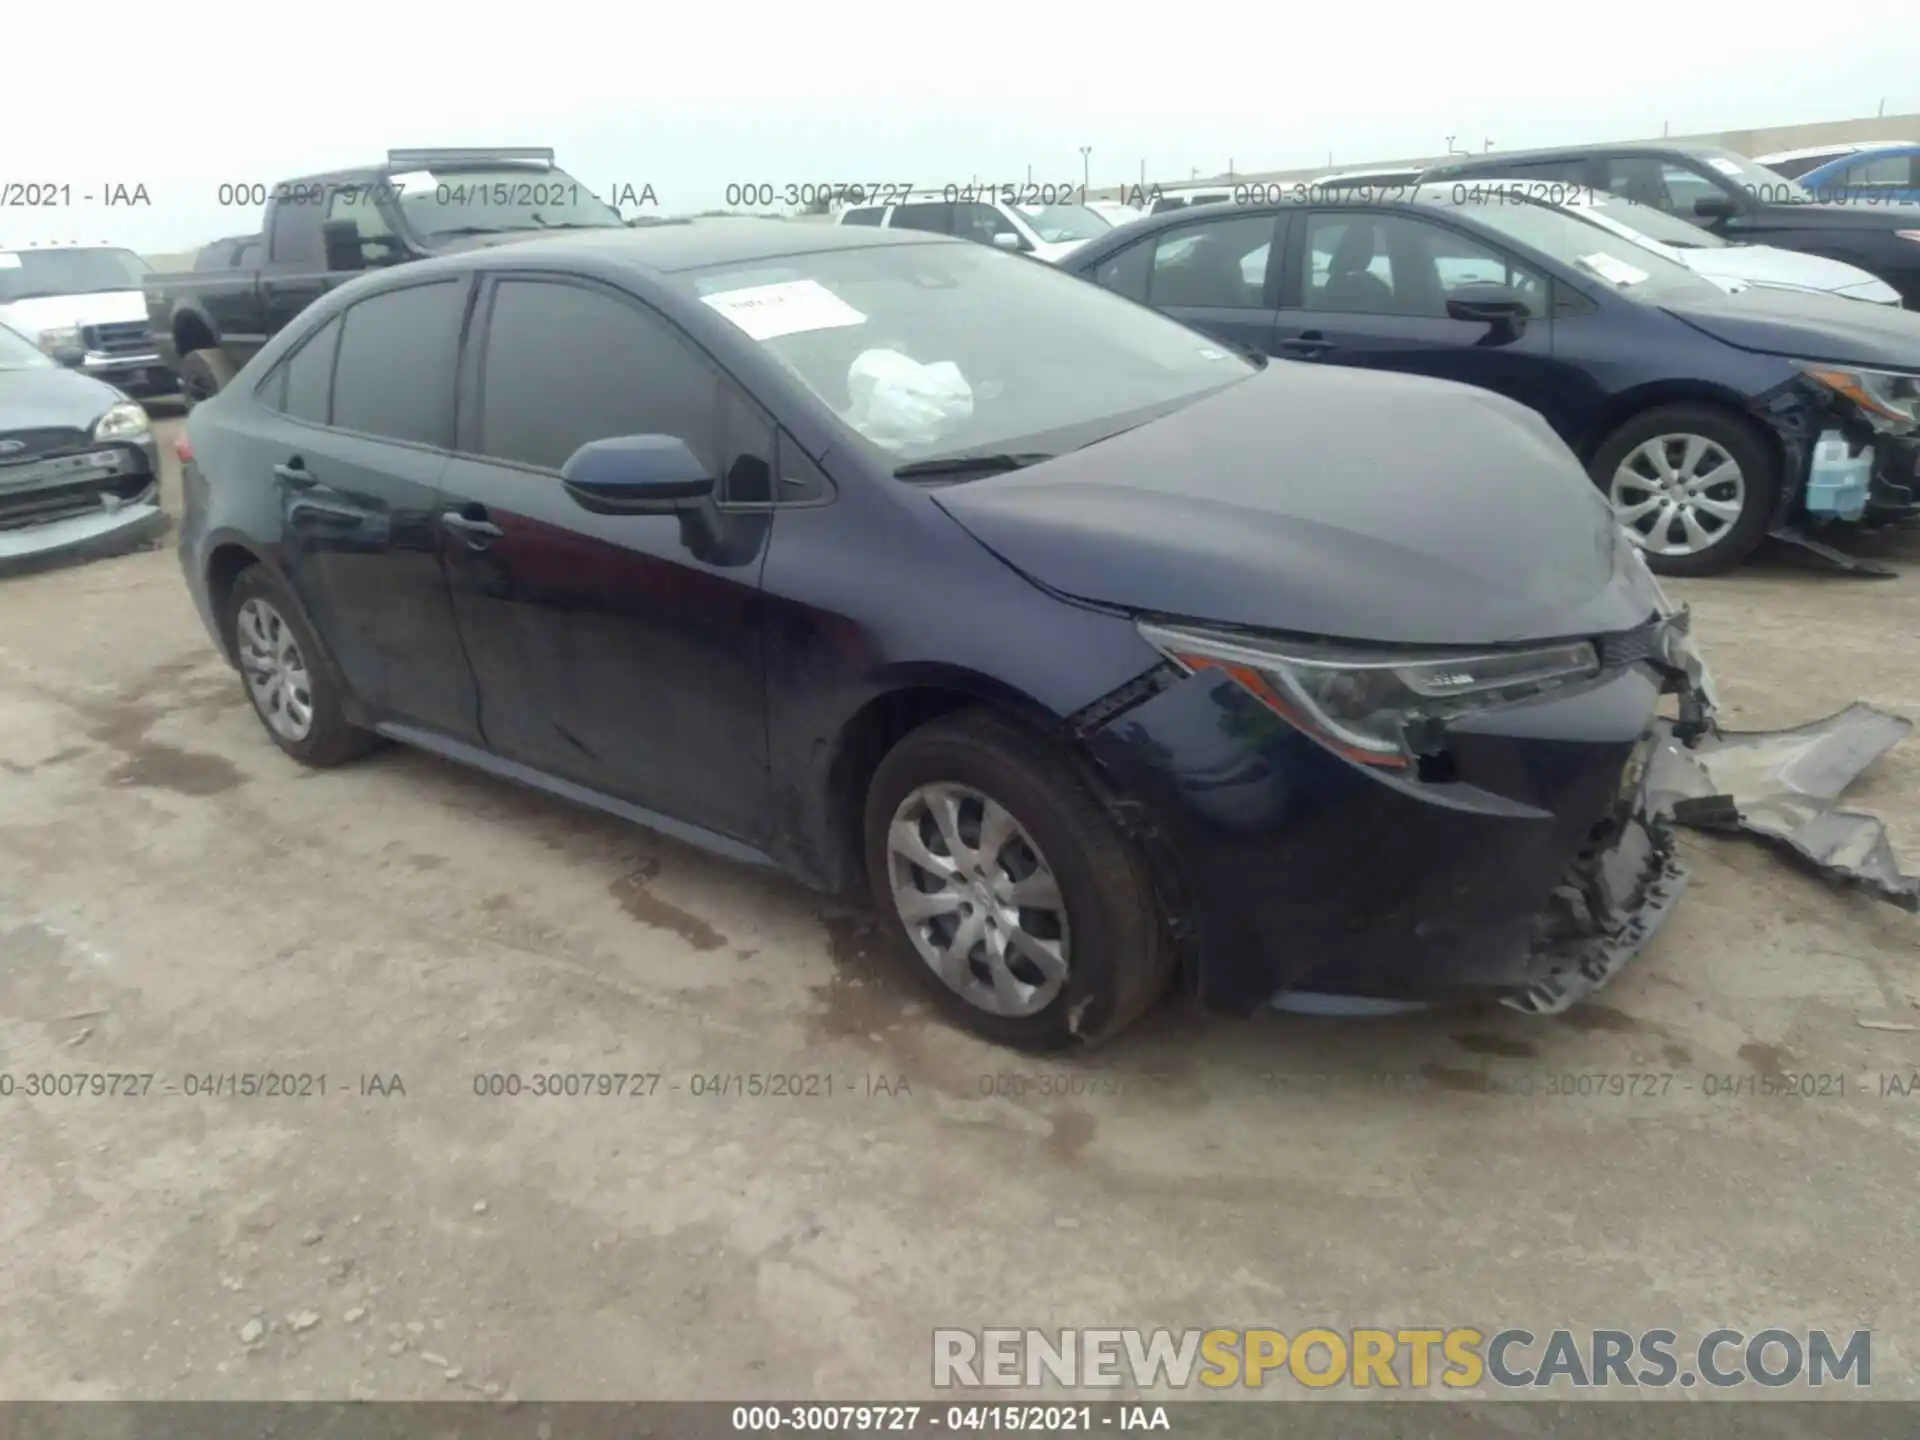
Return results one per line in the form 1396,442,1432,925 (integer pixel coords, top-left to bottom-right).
862,709,1173,1051
177,347,238,412
224,566,378,768
1588,404,1777,577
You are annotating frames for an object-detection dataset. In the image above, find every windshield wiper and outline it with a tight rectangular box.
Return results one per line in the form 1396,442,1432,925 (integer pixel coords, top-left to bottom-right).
893,452,1054,480
422,225,512,238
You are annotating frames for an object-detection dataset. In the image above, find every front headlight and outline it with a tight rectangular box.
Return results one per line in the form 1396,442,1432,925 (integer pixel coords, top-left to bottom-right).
37,326,85,363
93,400,150,440
1137,621,1601,770
1799,361,1920,434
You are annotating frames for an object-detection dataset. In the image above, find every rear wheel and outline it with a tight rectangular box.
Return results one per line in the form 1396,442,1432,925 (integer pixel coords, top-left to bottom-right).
1590,404,1775,576
177,347,238,412
225,567,377,767
862,710,1173,1050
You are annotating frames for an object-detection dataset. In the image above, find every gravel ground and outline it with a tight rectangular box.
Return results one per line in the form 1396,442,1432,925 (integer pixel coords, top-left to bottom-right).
1,412,1917,1403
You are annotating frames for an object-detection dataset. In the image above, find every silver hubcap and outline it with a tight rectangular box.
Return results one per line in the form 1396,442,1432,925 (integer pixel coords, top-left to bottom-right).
1610,434,1746,558
885,783,1070,1017
237,597,314,742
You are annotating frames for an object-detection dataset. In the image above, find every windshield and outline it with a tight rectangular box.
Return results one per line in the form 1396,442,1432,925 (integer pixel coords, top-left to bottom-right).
1430,193,1721,301
389,166,624,239
0,247,150,302
684,242,1255,465
1693,149,1811,205
1583,194,1727,249
1018,204,1111,243
0,323,56,369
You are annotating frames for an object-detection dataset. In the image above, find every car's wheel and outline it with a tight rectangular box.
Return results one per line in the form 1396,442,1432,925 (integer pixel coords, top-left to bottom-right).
224,567,377,767
862,709,1173,1051
1590,404,1776,576
177,348,237,412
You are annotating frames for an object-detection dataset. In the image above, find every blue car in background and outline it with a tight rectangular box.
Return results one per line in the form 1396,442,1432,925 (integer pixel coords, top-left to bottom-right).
1067,187,1920,575
1792,144,1920,208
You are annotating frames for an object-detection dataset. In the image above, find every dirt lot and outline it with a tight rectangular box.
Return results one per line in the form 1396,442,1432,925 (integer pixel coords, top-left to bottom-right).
2,413,1918,1403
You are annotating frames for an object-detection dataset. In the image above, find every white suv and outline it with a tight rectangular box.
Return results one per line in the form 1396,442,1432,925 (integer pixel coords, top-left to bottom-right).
834,192,1107,263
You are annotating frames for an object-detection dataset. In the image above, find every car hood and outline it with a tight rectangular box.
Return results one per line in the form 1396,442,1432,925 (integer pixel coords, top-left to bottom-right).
0,364,123,431
930,365,1659,646
1682,243,1897,301
0,290,148,334
1660,286,1920,366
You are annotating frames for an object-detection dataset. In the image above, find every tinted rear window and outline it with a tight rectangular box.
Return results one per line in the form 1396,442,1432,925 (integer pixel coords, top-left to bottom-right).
330,281,465,446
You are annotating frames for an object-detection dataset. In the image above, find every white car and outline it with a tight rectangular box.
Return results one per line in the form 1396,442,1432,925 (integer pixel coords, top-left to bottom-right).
1753,140,1918,181
1083,200,1144,228
1461,179,1901,305
0,243,170,394
834,193,1106,263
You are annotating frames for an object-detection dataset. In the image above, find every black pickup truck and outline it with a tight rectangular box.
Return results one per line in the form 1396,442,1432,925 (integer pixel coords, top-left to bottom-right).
144,148,626,405
1418,142,1920,306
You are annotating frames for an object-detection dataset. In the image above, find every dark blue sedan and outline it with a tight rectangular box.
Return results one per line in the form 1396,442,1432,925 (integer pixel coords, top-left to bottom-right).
178,220,1718,1048
1065,185,1920,575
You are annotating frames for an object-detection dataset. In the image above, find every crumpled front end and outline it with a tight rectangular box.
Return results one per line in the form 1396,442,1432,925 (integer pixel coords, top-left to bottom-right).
0,432,166,577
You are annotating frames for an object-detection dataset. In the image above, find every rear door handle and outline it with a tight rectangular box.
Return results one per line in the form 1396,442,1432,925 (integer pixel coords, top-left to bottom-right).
442,509,504,548
1278,334,1334,357
273,460,316,488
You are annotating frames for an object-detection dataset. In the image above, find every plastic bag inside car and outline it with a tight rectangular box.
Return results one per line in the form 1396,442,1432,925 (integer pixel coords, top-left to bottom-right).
843,348,974,450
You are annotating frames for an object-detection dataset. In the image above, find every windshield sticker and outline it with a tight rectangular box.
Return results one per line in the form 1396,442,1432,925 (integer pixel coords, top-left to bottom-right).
701,280,868,341
1705,158,1745,178
387,171,438,197
0,253,21,269
1579,252,1650,287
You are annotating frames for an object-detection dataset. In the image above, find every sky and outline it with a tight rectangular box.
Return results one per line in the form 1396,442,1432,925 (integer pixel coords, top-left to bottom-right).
7,0,1918,254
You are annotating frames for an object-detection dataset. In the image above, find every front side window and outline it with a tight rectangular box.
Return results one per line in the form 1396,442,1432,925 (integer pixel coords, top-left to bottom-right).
0,247,149,303
268,202,321,268
330,282,465,446
1839,153,1917,187
890,203,952,236
1147,214,1274,309
1091,240,1153,303
685,241,1255,466
840,207,884,227
1303,212,1548,317
475,278,724,476
952,203,1013,247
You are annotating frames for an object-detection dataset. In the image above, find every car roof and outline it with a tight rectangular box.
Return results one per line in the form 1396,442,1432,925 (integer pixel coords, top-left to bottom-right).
415,216,959,275
1421,141,1731,171
1753,141,1902,163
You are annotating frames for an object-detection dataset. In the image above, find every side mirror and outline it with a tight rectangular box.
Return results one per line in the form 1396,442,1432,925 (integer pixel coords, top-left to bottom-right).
1693,194,1738,220
1445,282,1531,334
561,434,715,512
991,231,1023,250
321,219,367,271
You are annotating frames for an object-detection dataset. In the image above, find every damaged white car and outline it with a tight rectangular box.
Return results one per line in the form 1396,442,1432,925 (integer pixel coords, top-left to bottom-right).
0,320,165,575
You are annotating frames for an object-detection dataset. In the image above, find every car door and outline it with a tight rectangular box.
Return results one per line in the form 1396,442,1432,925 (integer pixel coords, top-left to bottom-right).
1272,208,1583,435
433,274,775,845
1085,210,1283,354
259,277,481,740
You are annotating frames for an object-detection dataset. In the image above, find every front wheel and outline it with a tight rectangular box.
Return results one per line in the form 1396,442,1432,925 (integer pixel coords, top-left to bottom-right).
862,710,1173,1051
177,347,238,412
1589,404,1776,576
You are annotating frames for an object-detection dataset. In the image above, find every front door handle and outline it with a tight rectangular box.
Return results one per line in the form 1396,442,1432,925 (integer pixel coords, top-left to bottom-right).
273,459,316,488
1278,332,1334,357
442,508,504,548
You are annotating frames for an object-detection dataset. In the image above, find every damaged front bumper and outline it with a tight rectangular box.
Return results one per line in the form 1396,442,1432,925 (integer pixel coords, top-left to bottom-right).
0,443,168,577
1085,598,1915,1020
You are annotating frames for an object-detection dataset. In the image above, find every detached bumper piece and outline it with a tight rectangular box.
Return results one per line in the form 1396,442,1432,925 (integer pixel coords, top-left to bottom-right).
1503,811,1690,1016
1647,702,1920,911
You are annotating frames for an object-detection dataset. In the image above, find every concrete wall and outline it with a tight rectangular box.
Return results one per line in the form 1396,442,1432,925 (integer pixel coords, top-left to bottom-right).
1088,111,1920,199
